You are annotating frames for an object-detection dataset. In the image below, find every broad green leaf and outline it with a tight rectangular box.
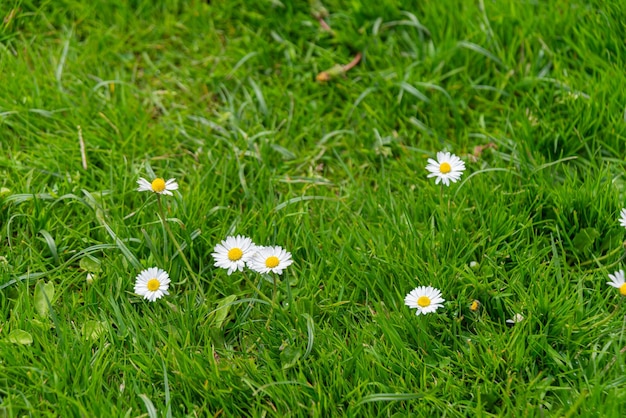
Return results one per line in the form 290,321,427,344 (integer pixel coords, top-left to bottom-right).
7,330,33,345
211,295,237,329
280,345,301,369
34,281,55,318
572,227,599,253
79,256,101,273
31,318,51,330
82,320,107,340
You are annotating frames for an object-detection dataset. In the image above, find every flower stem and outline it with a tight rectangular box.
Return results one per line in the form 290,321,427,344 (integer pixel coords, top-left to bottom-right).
284,272,293,308
156,195,203,293
272,274,277,307
437,185,446,227
579,244,625,266
243,274,274,307
261,274,280,329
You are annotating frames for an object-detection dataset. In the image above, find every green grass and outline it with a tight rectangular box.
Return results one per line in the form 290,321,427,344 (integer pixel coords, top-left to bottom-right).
2,0,626,416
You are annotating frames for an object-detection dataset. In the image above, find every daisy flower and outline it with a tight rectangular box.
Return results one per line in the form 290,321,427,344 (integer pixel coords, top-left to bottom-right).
469,299,480,312
425,151,466,186
404,286,445,315
212,235,257,275
134,267,171,302
506,313,524,324
607,269,626,296
619,209,626,228
137,177,179,196
249,245,293,275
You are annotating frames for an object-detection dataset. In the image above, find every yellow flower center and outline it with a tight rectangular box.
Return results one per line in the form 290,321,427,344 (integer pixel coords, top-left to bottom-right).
470,300,480,312
228,247,243,261
620,283,626,296
439,162,451,174
265,256,280,268
417,296,431,307
151,178,166,192
147,278,161,292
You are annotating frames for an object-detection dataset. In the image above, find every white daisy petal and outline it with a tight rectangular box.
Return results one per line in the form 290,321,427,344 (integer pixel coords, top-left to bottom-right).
404,286,445,315
425,151,466,186
134,267,171,302
248,245,293,275
212,235,257,275
607,270,626,297
165,178,179,190
607,270,624,288
619,209,626,228
506,313,524,324
137,178,153,192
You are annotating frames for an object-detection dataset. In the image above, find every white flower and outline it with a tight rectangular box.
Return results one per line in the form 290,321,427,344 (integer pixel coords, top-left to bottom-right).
212,235,257,275
607,269,626,296
249,245,293,275
134,267,171,302
506,313,524,324
619,209,626,228
425,151,466,186
137,177,179,195
404,286,445,315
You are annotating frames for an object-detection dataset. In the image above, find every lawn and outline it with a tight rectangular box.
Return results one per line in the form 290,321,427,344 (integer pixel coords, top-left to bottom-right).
1,0,626,416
